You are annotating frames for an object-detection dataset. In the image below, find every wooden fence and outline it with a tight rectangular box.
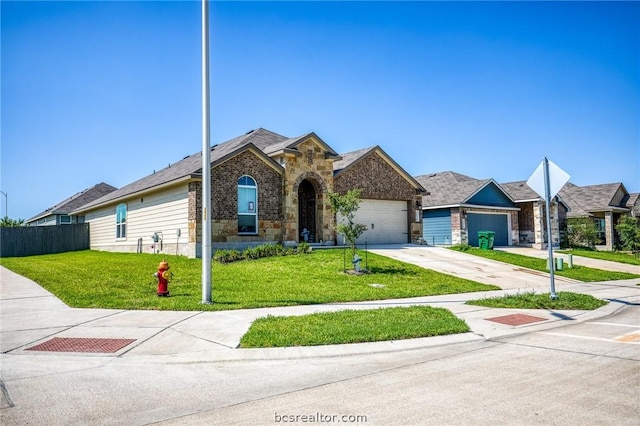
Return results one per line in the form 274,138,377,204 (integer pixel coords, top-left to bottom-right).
1,224,90,257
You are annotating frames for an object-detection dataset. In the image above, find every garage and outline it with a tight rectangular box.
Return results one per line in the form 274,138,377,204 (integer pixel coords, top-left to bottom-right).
422,209,452,245
338,199,408,244
467,213,509,247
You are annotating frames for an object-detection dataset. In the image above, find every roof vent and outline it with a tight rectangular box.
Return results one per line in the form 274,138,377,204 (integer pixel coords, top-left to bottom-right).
246,129,254,134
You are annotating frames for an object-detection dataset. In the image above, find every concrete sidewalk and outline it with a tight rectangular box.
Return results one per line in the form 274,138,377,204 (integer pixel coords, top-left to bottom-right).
2,258,639,363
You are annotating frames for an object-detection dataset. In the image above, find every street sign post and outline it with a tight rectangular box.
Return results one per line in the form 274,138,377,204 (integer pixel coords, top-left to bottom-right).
526,157,570,299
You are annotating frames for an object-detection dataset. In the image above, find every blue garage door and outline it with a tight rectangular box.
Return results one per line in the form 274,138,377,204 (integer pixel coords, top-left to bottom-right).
468,213,509,247
423,209,452,245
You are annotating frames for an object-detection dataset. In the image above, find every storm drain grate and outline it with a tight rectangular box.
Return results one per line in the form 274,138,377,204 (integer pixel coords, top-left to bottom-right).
26,337,136,353
485,313,547,326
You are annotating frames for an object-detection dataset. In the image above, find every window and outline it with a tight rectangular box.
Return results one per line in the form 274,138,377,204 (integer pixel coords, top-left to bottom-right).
238,176,257,234
594,218,605,244
60,215,71,224
116,203,127,239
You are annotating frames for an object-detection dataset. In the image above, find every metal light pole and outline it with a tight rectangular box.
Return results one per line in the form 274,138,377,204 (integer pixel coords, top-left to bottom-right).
0,191,7,217
201,0,212,304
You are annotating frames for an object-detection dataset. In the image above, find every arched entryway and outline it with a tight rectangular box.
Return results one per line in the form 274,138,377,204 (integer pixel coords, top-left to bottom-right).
298,179,316,242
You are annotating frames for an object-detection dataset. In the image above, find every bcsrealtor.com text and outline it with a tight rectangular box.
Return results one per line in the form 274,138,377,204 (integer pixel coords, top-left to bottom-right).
274,412,368,423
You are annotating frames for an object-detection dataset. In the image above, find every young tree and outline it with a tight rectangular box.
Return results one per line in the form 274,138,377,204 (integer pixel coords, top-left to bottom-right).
616,215,640,252
328,189,367,263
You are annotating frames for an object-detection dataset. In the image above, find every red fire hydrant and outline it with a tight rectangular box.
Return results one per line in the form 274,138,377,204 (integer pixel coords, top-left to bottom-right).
154,260,171,297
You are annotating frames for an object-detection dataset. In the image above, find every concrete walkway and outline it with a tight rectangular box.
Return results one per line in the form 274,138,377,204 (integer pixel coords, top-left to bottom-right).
2,245,639,363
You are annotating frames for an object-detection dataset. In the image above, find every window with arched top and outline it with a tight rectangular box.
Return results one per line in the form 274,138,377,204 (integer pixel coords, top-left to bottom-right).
116,203,127,239
238,176,257,234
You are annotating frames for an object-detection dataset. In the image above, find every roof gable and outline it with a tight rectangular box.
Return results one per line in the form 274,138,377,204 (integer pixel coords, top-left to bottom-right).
334,146,425,192
467,181,516,207
416,171,515,208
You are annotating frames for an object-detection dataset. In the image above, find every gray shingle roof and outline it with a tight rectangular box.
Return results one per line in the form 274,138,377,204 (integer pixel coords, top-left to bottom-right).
73,128,343,213
28,182,117,222
561,182,631,217
415,171,490,207
500,180,541,201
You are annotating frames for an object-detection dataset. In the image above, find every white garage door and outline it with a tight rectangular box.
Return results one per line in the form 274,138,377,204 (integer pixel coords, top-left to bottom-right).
338,199,408,244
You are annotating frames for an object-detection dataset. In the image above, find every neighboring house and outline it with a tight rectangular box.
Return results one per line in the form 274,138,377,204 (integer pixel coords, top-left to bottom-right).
500,181,568,249
415,171,519,247
626,193,640,217
72,128,425,258
560,182,635,250
26,182,117,227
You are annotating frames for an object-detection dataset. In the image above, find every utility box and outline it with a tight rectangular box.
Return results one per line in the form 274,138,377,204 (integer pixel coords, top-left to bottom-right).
478,231,496,250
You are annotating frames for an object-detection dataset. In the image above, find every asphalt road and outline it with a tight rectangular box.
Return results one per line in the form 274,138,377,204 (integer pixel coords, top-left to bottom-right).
2,304,638,425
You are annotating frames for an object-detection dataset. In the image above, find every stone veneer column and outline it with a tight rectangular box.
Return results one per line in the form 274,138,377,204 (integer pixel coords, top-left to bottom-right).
533,201,545,249
604,211,614,250
550,201,560,248
281,139,335,244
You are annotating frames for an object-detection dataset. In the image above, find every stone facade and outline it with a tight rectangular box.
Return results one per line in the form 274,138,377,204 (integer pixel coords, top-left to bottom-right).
182,137,422,254
279,138,336,244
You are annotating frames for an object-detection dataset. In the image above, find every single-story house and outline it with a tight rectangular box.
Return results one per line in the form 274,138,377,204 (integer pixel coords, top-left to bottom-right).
559,182,636,250
500,181,568,249
72,128,425,257
26,182,117,227
415,171,519,247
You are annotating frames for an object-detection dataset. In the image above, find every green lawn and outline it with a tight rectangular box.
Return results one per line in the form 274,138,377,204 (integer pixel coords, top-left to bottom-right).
239,306,470,348
448,246,639,282
557,249,640,266
0,249,499,311
466,291,608,310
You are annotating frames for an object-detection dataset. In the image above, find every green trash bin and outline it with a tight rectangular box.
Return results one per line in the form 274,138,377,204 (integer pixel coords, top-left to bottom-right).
486,231,495,249
477,231,495,250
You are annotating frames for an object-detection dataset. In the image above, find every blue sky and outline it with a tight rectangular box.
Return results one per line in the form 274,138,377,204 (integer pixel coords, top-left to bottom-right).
2,1,639,221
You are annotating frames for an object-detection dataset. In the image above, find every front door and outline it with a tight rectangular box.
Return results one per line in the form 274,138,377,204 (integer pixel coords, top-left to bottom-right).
298,179,316,242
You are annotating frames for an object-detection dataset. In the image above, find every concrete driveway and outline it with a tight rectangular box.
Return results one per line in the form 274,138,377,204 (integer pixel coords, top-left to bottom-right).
368,244,582,289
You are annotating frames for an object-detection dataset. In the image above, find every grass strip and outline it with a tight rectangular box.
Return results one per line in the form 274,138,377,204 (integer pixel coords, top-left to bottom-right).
557,249,640,266
465,291,608,310
0,249,498,311
448,246,639,282
239,306,470,348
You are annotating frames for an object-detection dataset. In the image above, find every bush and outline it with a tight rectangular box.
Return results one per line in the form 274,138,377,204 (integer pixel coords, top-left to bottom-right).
616,215,640,252
214,243,311,263
567,217,600,248
213,249,242,264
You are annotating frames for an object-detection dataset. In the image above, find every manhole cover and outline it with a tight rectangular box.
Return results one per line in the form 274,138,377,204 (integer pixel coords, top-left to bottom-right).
26,337,136,353
485,313,547,326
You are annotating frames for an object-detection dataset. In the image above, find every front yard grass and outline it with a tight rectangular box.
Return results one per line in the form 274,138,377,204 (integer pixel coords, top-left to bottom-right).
466,291,608,310
239,306,470,348
557,248,640,266
448,246,639,282
0,249,499,311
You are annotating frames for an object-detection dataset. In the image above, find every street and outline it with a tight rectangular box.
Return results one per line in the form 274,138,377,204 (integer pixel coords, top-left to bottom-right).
2,303,638,425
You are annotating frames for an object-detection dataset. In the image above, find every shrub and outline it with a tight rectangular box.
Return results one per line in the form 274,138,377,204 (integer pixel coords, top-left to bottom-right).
214,243,311,263
567,217,600,248
616,215,640,252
